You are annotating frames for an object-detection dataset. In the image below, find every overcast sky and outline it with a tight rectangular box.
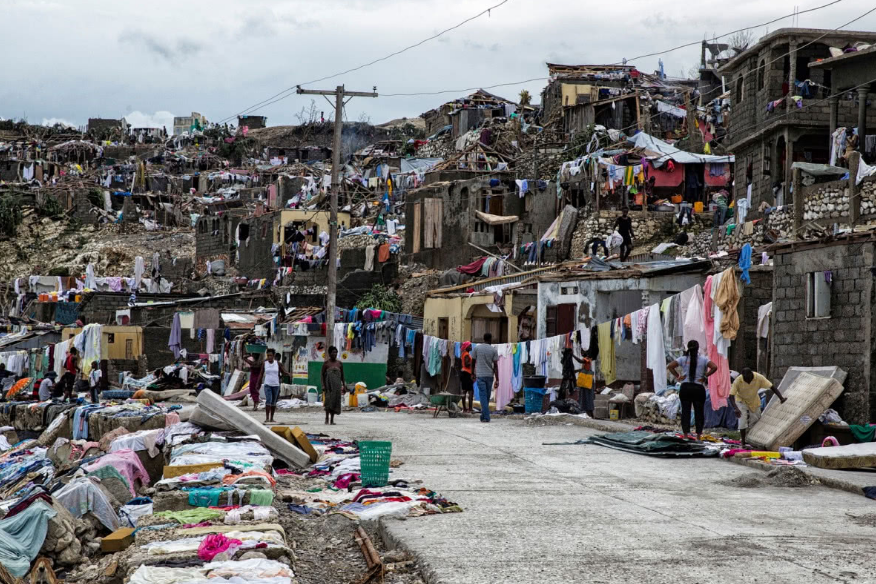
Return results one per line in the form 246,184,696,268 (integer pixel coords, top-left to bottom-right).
3,0,875,130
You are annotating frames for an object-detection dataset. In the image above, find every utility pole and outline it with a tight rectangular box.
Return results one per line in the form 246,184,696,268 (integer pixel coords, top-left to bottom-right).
296,85,377,343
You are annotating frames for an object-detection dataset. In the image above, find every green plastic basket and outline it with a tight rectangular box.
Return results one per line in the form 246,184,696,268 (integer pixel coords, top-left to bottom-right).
359,441,392,487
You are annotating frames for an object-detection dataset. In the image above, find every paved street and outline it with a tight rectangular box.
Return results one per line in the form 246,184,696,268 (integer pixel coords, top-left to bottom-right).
275,410,876,584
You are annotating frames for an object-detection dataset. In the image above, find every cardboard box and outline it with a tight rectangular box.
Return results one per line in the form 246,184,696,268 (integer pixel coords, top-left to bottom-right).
101,527,135,552
291,427,319,463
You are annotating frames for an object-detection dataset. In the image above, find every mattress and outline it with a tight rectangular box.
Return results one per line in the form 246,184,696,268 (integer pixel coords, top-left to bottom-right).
747,371,844,450
802,442,876,469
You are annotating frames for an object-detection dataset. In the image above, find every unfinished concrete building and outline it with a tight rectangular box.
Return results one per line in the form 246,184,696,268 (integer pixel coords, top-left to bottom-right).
720,28,876,209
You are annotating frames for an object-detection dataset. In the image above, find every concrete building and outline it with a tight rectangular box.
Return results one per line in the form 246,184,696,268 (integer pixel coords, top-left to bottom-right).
173,112,208,136
536,260,709,385
87,117,128,136
541,64,640,137
404,176,564,271
771,234,875,424
238,115,267,130
719,28,876,209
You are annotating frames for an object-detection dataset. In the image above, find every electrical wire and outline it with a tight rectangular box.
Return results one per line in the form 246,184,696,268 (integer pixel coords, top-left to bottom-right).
378,0,848,98
216,0,510,124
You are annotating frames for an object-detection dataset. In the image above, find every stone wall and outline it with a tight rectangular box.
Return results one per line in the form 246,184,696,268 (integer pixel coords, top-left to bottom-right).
772,241,874,423
803,181,849,221
569,209,711,258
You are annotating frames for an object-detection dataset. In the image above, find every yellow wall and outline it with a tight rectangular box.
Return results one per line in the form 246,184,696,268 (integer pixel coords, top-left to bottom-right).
62,326,143,360
424,295,521,343
560,83,594,108
275,210,353,244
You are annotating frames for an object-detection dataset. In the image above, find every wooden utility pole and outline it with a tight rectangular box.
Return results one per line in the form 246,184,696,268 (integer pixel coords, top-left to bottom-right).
296,85,378,342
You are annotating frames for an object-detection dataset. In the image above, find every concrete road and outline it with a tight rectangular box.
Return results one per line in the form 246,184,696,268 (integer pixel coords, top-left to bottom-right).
275,410,876,584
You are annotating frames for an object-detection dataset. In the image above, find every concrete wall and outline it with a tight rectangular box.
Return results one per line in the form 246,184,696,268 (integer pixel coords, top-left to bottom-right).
772,241,873,423
236,214,277,280
405,176,558,270
265,331,389,391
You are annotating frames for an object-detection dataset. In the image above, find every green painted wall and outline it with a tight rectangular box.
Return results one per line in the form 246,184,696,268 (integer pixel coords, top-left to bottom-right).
306,361,387,394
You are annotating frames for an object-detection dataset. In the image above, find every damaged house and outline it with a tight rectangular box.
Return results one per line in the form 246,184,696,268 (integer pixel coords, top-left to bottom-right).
720,28,876,208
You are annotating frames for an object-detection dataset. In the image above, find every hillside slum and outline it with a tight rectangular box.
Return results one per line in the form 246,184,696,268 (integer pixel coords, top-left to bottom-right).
5,28,876,581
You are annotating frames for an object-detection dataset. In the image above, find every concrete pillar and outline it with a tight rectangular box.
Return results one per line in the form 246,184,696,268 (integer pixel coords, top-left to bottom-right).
792,167,803,238
849,151,861,227
829,94,840,138
857,86,869,144
787,40,798,113
783,128,793,207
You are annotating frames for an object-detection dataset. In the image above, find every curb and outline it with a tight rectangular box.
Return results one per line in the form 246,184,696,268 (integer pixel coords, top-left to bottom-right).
722,455,866,497
376,517,444,584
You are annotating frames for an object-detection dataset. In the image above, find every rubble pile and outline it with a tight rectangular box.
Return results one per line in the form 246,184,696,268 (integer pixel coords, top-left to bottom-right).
396,267,440,317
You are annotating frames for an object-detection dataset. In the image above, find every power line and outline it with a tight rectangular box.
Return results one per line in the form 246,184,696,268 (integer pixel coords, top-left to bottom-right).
216,0,510,124
377,0,847,99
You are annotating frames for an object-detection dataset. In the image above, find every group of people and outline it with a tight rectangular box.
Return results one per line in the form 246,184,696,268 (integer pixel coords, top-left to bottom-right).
456,333,782,444
243,348,291,424
0,347,103,404
243,345,346,426
667,340,785,443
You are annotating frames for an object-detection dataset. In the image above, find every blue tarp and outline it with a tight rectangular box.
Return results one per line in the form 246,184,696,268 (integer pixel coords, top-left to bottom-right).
0,499,57,577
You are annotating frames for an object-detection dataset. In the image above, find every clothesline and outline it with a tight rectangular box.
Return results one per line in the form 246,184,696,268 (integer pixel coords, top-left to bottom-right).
408,264,749,412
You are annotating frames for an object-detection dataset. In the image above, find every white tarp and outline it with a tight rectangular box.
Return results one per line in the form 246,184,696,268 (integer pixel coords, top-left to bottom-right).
627,132,735,166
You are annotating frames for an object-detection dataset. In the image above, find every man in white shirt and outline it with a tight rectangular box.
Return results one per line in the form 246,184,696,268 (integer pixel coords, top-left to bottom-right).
39,372,57,401
89,361,102,404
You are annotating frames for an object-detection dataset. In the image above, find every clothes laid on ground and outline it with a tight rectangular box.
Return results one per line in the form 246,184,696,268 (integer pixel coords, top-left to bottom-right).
83,448,150,495
53,477,120,531
0,499,57,577
850,424,876,442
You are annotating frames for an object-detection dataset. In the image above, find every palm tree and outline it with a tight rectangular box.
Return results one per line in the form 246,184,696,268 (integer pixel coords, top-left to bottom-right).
519,90,531,107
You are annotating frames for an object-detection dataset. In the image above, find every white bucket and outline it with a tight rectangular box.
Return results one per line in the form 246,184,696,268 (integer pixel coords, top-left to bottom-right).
306,387,319,403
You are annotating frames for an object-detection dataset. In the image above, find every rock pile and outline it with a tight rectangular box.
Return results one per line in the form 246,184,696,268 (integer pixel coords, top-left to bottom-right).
396,266,440,317
337,234,375,250
804,185,849,221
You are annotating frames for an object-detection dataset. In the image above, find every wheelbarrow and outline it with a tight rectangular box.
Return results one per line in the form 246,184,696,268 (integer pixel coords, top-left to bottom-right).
430,392,462,418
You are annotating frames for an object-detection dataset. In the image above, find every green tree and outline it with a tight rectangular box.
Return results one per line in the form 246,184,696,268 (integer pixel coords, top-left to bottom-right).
355,284,401,312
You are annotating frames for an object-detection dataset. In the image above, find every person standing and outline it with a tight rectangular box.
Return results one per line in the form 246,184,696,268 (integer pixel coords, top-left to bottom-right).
666,340,717,440
244,352,263,412
459,342,475,413
88,361,101,404
729,367,787,446
559,347,585,401
262,349,289,424
614,207,634,262
471,333,499,423
321,346,346,425
60,347,80,402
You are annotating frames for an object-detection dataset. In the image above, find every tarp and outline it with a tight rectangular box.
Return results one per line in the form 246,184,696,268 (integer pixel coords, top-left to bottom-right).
0,499,57,577
656,101,687,119
576,431,717,457
791,162,849,178
628,132,735,166
475,211,518,225
400,158,442,173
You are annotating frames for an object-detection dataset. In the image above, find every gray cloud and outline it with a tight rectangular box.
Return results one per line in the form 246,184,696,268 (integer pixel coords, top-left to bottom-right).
120,31,203,63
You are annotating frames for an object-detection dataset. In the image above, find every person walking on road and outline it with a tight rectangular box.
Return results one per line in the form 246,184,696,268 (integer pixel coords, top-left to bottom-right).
262,348,289,424
666,340,717,440
244,352,264,412
729,367,786,446
471,333,499,423
321,346,346,425
459,341,475,413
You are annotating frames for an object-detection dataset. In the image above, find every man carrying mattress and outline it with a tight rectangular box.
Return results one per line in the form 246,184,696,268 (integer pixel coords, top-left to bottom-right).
729,368,787,446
